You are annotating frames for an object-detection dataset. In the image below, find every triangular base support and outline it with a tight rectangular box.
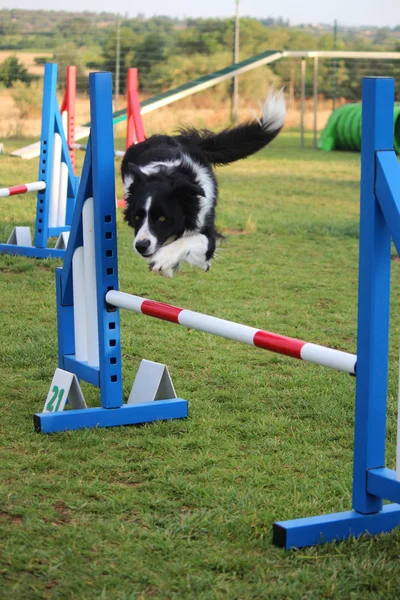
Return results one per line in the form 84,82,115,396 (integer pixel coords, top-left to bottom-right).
6,226,32,247
0,225,66,258
128,360,177,404
42,368,87,413
54,231,70,250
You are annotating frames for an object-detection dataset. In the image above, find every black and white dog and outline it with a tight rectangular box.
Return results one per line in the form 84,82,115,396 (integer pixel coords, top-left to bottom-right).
121,88,286,278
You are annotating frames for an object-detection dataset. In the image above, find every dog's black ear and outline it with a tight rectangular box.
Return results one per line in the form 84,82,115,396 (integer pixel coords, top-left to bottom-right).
128,162,146,185
173,179,205,198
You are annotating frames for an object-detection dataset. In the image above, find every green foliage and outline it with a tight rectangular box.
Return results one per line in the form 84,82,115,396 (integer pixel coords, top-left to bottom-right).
56,16,91,46
34,56,49,66
0,9,399,99
10,80,42,135
11,79,42,118
52,43,86,91
133,32,181,91
99,27,138,78
0,55,28,87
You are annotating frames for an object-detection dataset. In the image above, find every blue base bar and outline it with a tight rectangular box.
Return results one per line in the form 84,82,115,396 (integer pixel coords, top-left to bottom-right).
273,503,400,549
34,398,188,433
0,244,65,259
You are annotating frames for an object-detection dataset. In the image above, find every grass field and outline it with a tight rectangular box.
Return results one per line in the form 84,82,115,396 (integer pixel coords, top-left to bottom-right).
1,132,400,599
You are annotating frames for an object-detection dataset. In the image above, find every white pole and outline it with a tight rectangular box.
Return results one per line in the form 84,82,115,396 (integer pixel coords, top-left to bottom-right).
62,110,68,137
72,247,88,362
57,162,69,226
300,58,306,149
313,56,319,150
49,132,62,227
59,111,69,226
82,197,99,367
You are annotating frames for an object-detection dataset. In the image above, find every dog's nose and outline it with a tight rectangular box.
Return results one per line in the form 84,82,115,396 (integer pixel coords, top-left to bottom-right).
135,239,151,255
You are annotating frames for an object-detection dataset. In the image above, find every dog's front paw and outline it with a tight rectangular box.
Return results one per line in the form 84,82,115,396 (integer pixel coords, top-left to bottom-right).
148,246,181,278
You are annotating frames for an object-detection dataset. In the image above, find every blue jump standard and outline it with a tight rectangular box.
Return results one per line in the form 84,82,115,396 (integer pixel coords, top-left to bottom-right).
34,71,188,435
0,63,78,259
34,399,188,434
272,78,400,549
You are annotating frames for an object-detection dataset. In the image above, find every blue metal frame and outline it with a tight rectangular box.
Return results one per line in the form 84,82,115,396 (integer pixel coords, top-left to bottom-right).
273,77,400,549
34,72,188,434
0,63,78,259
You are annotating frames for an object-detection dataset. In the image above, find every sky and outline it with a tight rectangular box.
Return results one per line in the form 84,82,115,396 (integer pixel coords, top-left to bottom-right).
1,0,399,28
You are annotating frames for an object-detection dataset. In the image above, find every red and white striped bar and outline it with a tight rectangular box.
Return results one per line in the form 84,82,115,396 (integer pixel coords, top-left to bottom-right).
70,143,125,158
105,291,357,375
0,180,46,198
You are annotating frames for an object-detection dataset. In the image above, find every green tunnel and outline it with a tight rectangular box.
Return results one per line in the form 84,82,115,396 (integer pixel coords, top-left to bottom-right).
318,103,400,154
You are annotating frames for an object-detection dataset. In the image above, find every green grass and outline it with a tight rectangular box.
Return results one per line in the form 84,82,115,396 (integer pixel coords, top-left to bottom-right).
1,132,400,599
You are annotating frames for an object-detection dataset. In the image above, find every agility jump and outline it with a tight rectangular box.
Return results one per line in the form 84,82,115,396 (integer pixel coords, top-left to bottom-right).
34,71,400,550
0,64,78,258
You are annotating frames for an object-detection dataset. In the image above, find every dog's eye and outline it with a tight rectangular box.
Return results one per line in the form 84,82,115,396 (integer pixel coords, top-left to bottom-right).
159,216,166,222
135,216,140,221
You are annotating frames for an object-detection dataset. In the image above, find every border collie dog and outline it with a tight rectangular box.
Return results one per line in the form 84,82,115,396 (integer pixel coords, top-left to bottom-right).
121,88,286,278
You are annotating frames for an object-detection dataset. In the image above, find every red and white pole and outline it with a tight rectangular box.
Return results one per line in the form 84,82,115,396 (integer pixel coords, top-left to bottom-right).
0,181,46,198
105,291,357,375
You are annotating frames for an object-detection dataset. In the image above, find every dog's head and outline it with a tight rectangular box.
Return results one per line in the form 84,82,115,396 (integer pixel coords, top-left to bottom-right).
123,163,205,258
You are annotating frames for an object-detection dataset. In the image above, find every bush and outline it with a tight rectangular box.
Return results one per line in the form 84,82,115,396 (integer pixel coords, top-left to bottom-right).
11,80,42,135
34,57,48,66
0,56,29,88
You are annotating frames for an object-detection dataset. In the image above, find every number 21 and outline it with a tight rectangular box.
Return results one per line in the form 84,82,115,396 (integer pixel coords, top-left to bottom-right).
46,385,65,412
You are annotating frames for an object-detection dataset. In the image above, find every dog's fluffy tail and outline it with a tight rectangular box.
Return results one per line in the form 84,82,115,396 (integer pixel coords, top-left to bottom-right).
178,88,286,166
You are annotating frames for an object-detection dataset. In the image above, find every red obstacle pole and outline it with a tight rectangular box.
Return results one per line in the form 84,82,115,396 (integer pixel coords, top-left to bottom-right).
126,68,146,148
60,66,76,172
106,291,357,375
0,181,46,198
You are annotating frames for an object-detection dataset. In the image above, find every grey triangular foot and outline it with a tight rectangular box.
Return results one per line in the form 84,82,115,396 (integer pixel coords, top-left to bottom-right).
7,226,32,247
54,231,70,249
128,359,177,405
43,368,87,413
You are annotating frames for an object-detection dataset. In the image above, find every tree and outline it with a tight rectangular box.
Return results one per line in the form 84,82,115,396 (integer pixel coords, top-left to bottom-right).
52,43,86,92
0,56,28,87
100,27,138,86
132,32,175,92
57,17,90,46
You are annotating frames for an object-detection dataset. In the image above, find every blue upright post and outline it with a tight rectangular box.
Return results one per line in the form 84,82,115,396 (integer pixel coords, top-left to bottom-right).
35,63,79,248
273,77,400,549
352,77,393,515
0,63,79,259
34,72,188,434
89,72,123,409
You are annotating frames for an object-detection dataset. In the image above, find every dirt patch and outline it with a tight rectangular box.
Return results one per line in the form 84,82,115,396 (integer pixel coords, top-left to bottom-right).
0,508,23,524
